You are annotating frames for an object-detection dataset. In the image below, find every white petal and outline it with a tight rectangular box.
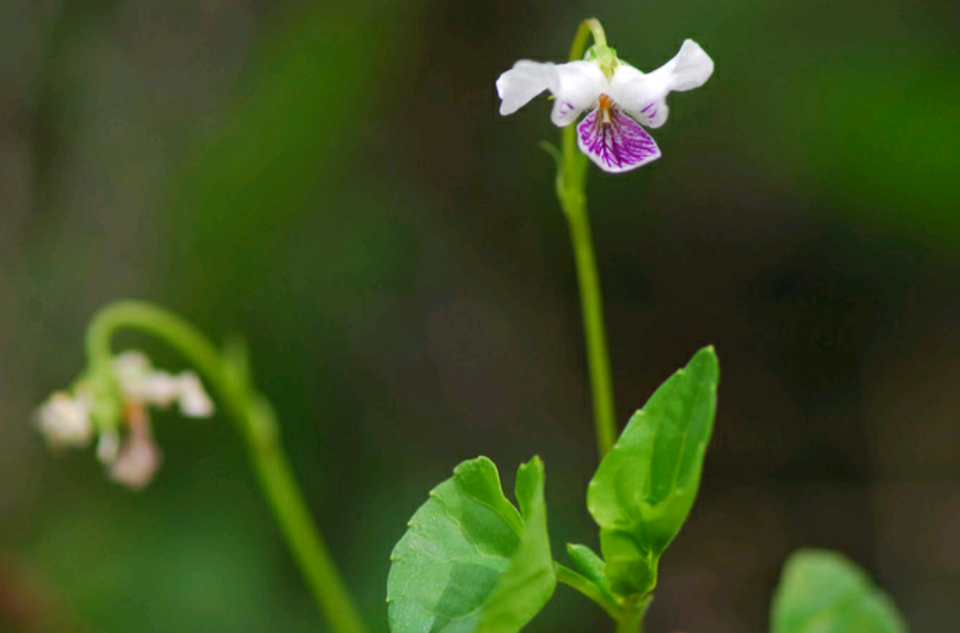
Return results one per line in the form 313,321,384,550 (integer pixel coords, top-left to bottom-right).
113,350,151,376
608,40,714,129
177,372,214,418
108,408,162,490
548,61,607,127
129,373,180,407
113,350,180,406
496,61,554,116
96,428,121,464
34,391,94,450
113,350,154,399
497,59,607,126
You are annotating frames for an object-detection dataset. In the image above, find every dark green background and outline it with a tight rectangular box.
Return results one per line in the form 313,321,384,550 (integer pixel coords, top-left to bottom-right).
2,0,958,631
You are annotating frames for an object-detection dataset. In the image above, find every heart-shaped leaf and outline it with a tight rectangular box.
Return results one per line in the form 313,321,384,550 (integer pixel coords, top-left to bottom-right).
586,346,719,597
771,550,908,633
387,456,556,633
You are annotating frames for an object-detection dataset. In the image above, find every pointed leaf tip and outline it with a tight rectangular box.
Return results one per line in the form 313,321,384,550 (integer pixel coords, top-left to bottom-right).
586,348,719,597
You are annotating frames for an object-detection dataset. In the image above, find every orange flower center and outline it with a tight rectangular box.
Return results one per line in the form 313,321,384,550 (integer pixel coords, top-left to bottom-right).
598,94,613,123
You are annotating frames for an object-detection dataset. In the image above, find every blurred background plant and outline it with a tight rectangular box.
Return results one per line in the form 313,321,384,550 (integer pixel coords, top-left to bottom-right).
1,0,958,631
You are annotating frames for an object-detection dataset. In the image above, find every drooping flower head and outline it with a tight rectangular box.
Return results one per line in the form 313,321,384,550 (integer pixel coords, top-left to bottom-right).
496,35,714,173
35,350,214,490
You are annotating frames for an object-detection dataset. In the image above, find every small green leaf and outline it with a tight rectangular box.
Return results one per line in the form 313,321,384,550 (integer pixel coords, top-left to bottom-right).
586,347,719,596
477,457,556,633
772,550,909,633
387,456,556,633
565,543,614,599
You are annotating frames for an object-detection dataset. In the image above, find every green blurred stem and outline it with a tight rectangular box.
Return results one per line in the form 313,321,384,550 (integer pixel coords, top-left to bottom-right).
85,300,368,633
615,601,647,633
555,19,618,459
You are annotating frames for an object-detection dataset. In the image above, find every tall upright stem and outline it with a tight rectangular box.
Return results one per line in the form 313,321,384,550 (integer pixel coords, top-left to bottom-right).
556,19,618,459
85,301,368,633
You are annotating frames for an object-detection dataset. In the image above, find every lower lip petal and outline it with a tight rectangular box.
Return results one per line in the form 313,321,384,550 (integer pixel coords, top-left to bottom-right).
576,108,662,173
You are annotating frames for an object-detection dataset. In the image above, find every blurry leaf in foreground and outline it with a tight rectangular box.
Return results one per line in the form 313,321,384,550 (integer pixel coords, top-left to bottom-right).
771,549,908,633
586,346,719,597
387,456,556,633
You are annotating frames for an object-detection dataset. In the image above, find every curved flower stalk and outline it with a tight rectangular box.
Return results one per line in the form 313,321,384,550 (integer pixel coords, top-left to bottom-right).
33,301,368,633
497,35,713,172
36,350,214,489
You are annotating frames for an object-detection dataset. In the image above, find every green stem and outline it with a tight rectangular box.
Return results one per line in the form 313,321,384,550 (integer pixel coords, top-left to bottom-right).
85,300,368,633
615,603,646,633
557,19,618,459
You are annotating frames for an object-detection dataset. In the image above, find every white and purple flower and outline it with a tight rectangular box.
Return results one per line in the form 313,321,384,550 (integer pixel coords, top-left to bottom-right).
496,39,714,173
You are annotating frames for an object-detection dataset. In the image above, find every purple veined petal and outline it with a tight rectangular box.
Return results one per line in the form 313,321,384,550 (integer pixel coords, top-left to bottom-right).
553,100,579,124
576,107,661,173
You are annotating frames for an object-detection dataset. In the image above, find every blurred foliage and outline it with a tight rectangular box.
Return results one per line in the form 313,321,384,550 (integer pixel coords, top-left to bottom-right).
772,550,907,633
2,0,959,632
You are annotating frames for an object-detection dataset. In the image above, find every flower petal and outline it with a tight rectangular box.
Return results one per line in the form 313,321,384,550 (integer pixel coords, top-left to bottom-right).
177,372,214,418
608,39,714,129
548,61,607,127
497,59,607,126
108,407,163,490
114,350,180,407
96,428,121,464
496,61,554,116
576,108,661,173
34,391,94,450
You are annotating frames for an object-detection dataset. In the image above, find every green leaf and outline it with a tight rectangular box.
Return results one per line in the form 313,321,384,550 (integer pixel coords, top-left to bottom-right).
387,456,556,633
477,457,556,633
565,543,614,600
586,346,719,596
771,550,909,633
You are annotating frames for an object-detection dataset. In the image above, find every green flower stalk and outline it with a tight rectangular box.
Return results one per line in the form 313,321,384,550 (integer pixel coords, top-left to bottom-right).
495,19,714,457
35,300,368,633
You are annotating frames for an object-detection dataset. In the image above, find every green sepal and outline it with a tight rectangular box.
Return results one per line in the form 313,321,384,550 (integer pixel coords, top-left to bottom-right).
771,550,909,633
584,44,619,72
387,456,556,633
586,347,719,597
75,368,123,433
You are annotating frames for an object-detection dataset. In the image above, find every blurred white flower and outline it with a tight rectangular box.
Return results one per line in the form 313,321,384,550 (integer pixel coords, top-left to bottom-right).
114,351,183,408
106,404,163,490
111,350,214,415
34,391,94,450
496,39,714,173
35,349,214,490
